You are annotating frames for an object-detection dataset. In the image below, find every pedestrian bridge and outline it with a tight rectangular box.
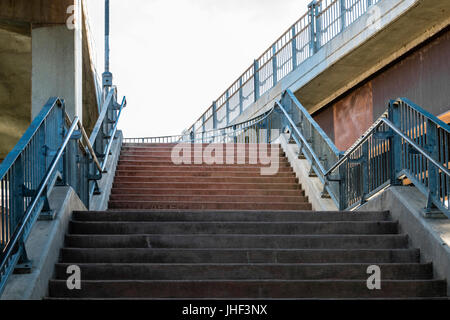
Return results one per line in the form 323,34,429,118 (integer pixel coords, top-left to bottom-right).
0,0,449,299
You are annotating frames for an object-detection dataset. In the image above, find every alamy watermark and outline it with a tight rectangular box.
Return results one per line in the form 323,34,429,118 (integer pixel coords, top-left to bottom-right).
367,265,381,290
170,130,281,176
66,265,81,290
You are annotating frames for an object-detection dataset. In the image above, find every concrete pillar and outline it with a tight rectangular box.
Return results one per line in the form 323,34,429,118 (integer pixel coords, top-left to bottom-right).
31,0,82,121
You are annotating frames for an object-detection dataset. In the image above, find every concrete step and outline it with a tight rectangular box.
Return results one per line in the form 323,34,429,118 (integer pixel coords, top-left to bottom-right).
116,165,294,172
118,156,291,164
53,263,433,281
117,160,293,167
48,279,447,299
60,248,421,264
112,176,298,184
108,200,312,211
122,143,281,149
119,153,286,159
72,210,391,222
114,170,296,177
108,194,309,204
69,221,398,235
109,188,305,197
112,182,302,190
64,234,409,249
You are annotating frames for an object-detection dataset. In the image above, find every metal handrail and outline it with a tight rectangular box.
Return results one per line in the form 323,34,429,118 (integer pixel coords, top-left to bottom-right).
325,118,450,178
0,87,126,296
187,0,381,134
0,117,79,285
64,113,102,173
102,96,127,172
124,107,275,144
276,101,328,176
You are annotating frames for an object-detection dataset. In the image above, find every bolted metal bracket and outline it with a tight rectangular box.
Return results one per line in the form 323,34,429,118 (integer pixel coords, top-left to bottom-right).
103,71,113,87
93,180,101,195
41,145,58,158
408,144,433,155
321,181,331,199
373,130,394,140
14,243,32,274
70,130,82,140
309,165,317,177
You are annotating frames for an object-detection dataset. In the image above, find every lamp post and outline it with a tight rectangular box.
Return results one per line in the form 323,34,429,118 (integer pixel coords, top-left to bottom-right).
102,0,113,102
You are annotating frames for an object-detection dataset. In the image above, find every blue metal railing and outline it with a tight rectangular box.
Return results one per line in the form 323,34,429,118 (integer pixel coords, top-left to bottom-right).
129,89,449,217
187,0,381,135
0,86,126,295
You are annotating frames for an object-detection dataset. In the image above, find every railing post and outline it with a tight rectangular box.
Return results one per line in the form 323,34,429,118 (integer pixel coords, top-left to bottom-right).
212,101,217,129
191,123,196,143
308,1,317,55
361,141,370,203
388,100,402,186
202,114,206,143
239,78,244,115
12,155,24,228
226,91,230,126
426,119,439,212
315,1,322,49
340,0,347,32
291,26,297,70
253,60,260,102
338,158,348,210
272,44,278,87
367,0,373,7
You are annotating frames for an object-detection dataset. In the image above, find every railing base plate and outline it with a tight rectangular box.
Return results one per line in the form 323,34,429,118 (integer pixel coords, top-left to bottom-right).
422,208,448,220
14,261,33,274
39,210,56,221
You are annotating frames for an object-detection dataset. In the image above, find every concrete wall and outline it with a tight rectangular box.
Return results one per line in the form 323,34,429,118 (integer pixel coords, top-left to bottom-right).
0,0,100,160
0,27,31,160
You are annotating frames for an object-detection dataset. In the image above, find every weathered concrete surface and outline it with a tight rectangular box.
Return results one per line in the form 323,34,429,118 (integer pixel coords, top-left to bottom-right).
0,27,31,160
1,186,87,300
0,0,75,25
90,130,123,211
277,134,338,211
31,23,82,121
231,0,450,125
358,186,450,295
0,0,98,158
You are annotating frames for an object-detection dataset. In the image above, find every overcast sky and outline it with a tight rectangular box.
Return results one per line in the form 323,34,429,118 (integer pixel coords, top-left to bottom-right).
87,0,309,138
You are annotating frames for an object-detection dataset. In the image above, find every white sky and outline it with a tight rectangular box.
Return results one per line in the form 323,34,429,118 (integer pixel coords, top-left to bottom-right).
86,0,309,138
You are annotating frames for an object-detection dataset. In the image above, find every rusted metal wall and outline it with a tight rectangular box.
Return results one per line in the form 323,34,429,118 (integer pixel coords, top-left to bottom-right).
372,27,450,120
313,27,450,151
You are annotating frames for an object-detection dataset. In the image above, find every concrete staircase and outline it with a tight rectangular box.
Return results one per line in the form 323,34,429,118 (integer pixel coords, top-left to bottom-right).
108,143,311,211
47,143,447,299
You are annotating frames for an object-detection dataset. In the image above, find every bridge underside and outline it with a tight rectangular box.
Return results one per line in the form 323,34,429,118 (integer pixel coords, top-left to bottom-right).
0,0,99,162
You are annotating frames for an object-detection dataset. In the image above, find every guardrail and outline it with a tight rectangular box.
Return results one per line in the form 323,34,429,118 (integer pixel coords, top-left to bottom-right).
0,87,126,295
187,0,381,136
324,99,450,213
129,88,449,217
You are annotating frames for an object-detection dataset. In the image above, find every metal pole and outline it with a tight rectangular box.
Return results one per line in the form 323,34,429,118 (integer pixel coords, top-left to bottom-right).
102,0,113,100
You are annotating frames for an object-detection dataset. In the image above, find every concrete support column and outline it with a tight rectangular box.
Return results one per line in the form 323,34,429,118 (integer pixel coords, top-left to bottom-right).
31,0,82,121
